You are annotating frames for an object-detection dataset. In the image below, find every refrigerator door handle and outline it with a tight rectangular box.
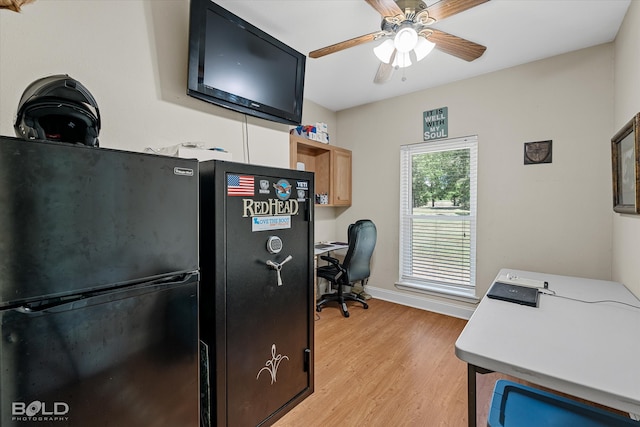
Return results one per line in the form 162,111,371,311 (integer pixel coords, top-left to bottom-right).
15,294,87,313
14,272,200,313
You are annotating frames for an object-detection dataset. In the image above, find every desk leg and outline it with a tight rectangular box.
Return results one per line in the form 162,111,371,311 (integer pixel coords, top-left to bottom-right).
467,364,477,427
467,364,492,427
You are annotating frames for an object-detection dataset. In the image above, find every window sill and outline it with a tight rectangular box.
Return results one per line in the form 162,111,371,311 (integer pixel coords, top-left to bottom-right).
395,281,480,304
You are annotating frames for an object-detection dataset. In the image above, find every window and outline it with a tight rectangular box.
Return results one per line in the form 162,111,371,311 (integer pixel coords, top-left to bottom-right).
398,136,477,300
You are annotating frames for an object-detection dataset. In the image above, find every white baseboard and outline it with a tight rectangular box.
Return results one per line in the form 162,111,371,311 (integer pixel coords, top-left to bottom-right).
365,285,476,320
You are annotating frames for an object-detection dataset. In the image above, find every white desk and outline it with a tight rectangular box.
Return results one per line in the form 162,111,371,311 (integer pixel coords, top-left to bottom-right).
455,268,640,427
314,242,348,256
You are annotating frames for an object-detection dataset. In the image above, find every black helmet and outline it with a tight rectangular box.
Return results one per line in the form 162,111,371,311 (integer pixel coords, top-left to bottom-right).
14,74,101,147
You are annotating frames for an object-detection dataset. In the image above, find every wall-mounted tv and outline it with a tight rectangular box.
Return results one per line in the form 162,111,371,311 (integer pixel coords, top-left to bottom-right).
187,0,306,126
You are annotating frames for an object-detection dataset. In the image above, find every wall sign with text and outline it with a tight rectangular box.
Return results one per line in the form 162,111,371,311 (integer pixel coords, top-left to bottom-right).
423,107,448,141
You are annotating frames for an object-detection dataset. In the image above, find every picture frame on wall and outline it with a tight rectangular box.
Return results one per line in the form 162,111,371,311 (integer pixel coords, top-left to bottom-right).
611,113,640,214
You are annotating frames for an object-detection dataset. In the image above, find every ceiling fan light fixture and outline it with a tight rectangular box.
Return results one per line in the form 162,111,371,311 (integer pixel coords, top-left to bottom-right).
392,51,412,68
394,26,418,53
413,36,435,62
373,39,395,63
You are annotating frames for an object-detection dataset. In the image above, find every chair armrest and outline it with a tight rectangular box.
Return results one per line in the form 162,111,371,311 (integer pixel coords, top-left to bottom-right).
319,255,347,282
320,255,340,265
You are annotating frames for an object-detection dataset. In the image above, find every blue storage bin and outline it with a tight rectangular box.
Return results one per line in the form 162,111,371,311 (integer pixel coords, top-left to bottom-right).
488,380,639,427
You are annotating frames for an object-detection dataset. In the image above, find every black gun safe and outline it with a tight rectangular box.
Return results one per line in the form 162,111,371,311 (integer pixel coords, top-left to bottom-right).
199,160,314,426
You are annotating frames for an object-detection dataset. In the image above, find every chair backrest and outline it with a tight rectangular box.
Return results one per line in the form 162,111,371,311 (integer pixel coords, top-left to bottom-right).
342,219,377,283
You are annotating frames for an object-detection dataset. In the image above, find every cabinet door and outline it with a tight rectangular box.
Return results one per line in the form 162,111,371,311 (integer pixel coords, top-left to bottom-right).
332,148,352,206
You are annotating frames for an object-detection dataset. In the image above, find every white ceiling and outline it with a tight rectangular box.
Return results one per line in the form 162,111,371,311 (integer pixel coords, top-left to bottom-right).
214,0,631,112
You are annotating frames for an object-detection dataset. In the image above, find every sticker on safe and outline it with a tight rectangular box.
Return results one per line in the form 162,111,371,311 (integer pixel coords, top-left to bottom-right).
227,174,254,196
252,216,291,232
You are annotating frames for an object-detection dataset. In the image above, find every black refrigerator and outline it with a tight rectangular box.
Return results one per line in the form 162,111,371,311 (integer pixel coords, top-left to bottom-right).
0,136,200,426
199,160,314,427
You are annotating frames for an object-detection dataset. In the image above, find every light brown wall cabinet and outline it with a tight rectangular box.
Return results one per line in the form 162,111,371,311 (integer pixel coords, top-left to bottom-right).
290,134,352,207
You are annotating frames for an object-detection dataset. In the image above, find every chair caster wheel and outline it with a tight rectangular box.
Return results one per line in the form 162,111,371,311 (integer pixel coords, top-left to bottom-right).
341,303,350,317
316,306,322,312
363,303,369,309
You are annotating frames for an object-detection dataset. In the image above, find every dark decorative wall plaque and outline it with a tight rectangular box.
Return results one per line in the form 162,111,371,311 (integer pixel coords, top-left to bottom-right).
524,140,552,165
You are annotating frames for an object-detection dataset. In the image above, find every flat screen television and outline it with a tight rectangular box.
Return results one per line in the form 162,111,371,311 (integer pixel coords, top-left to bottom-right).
187,0,306,126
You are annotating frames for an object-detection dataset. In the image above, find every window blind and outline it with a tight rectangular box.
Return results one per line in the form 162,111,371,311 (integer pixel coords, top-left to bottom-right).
399,136,477,295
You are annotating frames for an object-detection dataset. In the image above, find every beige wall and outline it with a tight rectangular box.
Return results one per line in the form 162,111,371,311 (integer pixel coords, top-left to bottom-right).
0,0,342,243
1,1,634,314
613,0,640,298
0,1,291,167
336,44,615,314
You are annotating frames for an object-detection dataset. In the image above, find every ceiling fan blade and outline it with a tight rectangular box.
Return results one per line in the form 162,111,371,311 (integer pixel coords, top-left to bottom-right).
426,0,490,22
309,31,384,59
374,50,396,84
374,63,395,84
365,0,404,19
427,29,486,62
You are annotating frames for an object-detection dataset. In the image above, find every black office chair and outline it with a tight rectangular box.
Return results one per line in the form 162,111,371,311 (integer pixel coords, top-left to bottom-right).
316,219,377,318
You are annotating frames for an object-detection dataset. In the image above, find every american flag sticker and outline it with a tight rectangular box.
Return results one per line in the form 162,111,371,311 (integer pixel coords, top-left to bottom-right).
227,174,254,196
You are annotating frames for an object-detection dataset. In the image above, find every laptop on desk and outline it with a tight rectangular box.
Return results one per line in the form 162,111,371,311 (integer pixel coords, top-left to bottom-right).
487,282,540,307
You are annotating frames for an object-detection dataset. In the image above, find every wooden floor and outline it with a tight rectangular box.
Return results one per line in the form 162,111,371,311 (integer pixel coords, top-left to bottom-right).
273,298,628,427
274,298,475,427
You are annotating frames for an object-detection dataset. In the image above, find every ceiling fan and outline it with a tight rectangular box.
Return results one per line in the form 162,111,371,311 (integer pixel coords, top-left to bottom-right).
309,0,489,84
